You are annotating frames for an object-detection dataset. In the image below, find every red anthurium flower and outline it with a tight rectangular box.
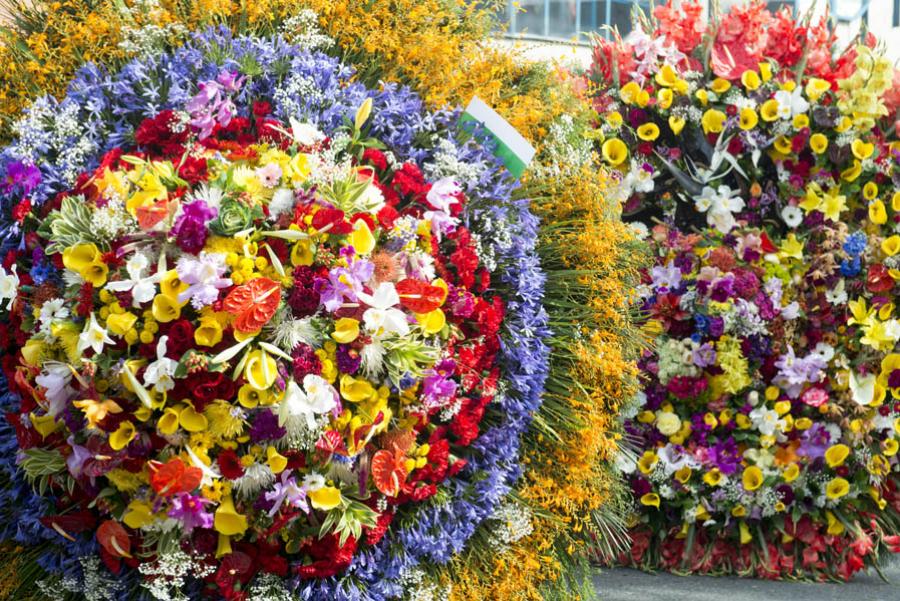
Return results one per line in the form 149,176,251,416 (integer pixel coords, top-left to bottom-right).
97,520,132,558
867,264,894,293
311,207,352,234
149,458,203,496
371,448,408,497
223,277,282,332
395,279,444,313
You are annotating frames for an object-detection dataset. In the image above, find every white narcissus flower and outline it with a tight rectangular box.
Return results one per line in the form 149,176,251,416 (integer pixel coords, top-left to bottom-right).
359,282,410,337
105,252,162,306
694,185,745,234
77,312,115,355
749,406,785,436
143,335,178,392
0,264,19,309
278,375,337,428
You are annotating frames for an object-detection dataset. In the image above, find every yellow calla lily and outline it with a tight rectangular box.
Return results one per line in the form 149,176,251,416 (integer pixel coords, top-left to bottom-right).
309,485,343,510
152,294,182,323
340,374,377,403
122,500,155,529
331,317,360,343
109,421,137,451
266,446,288,474
214,495,248,536
825,444,850,468
350,219,376,255
416,309,446,335
31,413,61,438
601,138,628,166
106,311,138,337
178,404,209,433
668,116,686,135
245,349,278,391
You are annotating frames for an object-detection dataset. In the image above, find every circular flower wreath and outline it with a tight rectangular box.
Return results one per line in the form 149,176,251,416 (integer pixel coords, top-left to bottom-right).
590,0,900,581
0,30,549,600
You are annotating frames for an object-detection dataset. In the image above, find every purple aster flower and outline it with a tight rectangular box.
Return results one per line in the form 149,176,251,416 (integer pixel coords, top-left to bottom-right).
167,493,214,532
773,347,827,398
171,200,217,254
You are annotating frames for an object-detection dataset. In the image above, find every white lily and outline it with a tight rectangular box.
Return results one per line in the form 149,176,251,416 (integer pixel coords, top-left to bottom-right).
143,335,178,392
105,253,162,306
0,264,19,309
358,282,410,337
77,313,115,355
278,374,338,429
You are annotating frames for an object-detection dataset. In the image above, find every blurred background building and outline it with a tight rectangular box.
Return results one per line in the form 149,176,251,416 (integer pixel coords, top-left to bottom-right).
497,0,900,65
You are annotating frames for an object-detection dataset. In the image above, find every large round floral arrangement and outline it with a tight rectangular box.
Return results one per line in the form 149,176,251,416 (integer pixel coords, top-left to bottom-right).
0,30,551,600
591,0,900,580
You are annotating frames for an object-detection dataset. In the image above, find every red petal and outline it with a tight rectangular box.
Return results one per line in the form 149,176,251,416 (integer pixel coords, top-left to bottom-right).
98,520,132,558
395,279,444,314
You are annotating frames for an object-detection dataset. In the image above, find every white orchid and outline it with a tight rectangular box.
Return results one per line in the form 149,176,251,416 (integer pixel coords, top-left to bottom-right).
773,88,809,120
358,282,410,337
278,374,338,428
694,185,745,234
0,264,19,309
77,312,115,355
144,335,178,392
289,117,325,146
105,253,162,306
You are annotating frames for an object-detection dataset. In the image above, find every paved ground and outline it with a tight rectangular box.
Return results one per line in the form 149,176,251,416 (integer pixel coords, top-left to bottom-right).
594,563,900,601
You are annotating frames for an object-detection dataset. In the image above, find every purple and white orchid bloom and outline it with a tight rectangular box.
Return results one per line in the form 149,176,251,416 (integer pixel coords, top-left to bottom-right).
317,249,374,312
143,335,178,392
176,252,232,309
264,471,309,517
423,177,461,240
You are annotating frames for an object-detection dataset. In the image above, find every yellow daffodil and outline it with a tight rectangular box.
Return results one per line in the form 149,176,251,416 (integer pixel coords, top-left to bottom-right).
782,463,800,482
605,111,623,128
805,78,831,101
619,81,643,105
773,136,792,154
732,505,747,517
106,311,138,337
792,114,809,130
710,78,731,94
291,239,315,266
152,294,182,323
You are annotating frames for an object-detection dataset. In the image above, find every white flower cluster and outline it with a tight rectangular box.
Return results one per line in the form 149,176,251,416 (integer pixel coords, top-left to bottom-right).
12,100,99,185
247,573,299,601
398,567,452,601
138,549,214,601
273,74,327,122
91,197,137,243
487,501,534,552
656,338,700,384
424,138,487,187
281,10,335,51
38,556,125,601
534,114,593,179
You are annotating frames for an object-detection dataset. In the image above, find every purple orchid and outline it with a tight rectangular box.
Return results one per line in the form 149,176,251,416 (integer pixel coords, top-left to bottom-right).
316,249,374,312
171,199,217,254
167,492,214,532
264,472,309,517
176,252,232,309
421,359,458,409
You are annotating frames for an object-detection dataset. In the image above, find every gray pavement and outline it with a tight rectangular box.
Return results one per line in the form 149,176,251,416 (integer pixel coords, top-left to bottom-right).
594,563,900,601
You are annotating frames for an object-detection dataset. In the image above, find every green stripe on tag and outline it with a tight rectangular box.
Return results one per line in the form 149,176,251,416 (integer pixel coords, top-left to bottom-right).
461,97,535,179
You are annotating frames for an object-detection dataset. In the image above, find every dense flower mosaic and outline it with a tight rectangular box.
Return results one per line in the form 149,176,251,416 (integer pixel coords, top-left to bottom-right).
591,0,900,581
0,30,551,600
